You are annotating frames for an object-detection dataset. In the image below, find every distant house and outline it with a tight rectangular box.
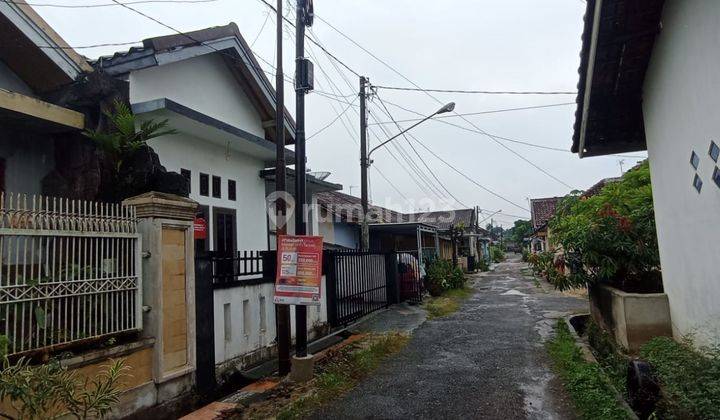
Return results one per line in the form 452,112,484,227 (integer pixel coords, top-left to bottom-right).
529,197,561,253
581,176,621,199
407,208,489,268
573,0,720,347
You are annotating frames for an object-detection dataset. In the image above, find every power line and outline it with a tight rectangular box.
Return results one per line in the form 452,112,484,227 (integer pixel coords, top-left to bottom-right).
255,0,361,78
374,167,410,202
372,97,470,208
379,98,646,158
374,85,577,95
368,102,576,125
2,0,219,7
312,12,574,190
307,95,358,140
249,8,271,47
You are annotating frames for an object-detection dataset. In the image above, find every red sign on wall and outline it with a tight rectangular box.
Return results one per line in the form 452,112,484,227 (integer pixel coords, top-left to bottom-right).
274,235,323,306
194,217,207,240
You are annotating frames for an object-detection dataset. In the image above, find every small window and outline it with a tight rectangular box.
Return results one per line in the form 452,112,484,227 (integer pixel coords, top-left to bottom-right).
228,179,236,201
693,173,703,193
710,141,719,162
212,176,221,198
181,169,191,194
713,167,720,188
199,173,209,196
690,151,700,169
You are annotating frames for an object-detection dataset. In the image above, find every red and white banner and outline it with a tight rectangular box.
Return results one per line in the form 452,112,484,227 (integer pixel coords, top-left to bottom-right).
273,235,323,306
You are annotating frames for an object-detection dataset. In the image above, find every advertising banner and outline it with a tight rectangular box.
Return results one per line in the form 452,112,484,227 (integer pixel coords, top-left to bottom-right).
274,235,323,306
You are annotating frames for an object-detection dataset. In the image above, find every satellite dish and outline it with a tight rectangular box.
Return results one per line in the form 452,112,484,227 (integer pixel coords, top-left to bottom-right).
309,171,331,181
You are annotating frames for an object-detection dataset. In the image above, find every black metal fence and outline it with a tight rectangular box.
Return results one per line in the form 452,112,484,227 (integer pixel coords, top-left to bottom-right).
325,250,391,327
205,250,275,288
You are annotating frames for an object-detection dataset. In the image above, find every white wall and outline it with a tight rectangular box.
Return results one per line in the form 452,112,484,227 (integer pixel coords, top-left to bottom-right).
147,132,268,251
129,54,265,138
642,0,720,347
213,277,327,364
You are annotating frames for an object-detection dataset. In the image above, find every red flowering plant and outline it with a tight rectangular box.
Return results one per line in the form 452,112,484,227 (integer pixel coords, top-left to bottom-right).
548,161,661,292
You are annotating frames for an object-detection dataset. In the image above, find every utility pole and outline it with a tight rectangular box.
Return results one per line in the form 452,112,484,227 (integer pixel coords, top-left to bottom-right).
273,0,291,376
359,76,370,250
294,0,313,360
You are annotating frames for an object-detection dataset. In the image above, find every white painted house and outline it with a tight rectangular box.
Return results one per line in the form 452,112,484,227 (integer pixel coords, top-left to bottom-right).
97,24,340,369
574,0,720,347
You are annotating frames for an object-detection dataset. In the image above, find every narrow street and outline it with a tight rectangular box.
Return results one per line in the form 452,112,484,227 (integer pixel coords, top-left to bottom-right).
313,255,587,419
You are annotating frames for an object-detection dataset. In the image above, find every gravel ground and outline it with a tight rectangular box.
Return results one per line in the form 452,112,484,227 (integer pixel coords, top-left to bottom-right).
311,254,587,420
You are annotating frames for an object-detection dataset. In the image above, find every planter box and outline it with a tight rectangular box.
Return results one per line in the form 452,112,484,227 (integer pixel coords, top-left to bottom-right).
589,284,672,352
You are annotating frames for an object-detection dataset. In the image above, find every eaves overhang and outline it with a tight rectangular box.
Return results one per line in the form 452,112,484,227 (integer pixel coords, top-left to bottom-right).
572,0,664,158
132,97,295,165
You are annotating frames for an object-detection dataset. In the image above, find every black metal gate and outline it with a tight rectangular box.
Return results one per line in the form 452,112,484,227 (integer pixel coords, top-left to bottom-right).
325,250,389,327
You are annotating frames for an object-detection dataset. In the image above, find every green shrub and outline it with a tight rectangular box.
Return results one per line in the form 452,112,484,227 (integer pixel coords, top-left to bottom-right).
425,259,452,296
447,266,465,289
489,245,505,263
548,161,660,292
0,355,126,419
640,336,720,419
477,258,489,272
548,320,631,420
521,248,530,262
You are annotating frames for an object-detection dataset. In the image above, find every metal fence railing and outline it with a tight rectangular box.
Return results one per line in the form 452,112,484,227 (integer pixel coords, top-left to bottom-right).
325,250,389,327
206,250,274,288
0,193,142,356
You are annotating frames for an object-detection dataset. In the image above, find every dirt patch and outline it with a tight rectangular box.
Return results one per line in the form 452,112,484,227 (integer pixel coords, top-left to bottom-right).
220,333,409,420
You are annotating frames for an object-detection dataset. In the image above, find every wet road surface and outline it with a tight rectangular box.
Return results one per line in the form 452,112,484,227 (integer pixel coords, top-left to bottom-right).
313,254,587,419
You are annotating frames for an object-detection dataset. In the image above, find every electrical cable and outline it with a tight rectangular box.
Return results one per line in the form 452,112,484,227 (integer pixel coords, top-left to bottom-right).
372,97,471,208
2,0,219,8
368,102,576,125
373,85,577,95
312,12,574,189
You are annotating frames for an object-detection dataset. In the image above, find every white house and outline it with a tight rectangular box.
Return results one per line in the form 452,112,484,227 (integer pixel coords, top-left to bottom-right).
574,0,720,347
97,24,339,370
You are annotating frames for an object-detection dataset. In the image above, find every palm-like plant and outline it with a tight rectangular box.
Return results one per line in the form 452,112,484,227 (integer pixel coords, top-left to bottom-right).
84,100,176,170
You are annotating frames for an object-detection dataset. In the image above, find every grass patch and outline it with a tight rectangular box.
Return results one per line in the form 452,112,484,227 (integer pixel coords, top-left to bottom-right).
586,321,628,395
640,336,720,419
423,287,473,319
547,320,631,420
277,333,409,419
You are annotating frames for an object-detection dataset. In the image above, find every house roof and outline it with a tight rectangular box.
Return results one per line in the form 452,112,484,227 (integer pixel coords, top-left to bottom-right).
404,208,476,231
582,176,620,198
530,197,561,230
259,168,342,193
572,0,664,157
95,23,295,145
315,191,406,224
0,1,92,94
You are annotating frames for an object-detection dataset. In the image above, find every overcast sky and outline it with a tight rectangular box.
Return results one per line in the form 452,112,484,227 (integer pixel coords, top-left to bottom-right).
33,0,646,227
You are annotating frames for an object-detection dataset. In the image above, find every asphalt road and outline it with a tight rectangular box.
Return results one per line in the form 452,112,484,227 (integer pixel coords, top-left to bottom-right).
312,254,587,420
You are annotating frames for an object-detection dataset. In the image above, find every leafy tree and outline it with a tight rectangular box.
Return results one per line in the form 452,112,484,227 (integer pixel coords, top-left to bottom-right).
507,220,532,245
84,100,176,170
548,161,660,291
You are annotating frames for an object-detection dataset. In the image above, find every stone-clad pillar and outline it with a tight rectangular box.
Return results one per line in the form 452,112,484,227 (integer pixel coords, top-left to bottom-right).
123,192,198,400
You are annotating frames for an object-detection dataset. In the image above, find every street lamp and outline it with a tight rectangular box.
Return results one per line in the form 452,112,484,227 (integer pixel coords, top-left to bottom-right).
359,101,456,249
366,102,455,163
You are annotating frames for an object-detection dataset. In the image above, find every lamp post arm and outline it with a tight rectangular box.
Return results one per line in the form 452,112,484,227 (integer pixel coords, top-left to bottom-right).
366,112,437,161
